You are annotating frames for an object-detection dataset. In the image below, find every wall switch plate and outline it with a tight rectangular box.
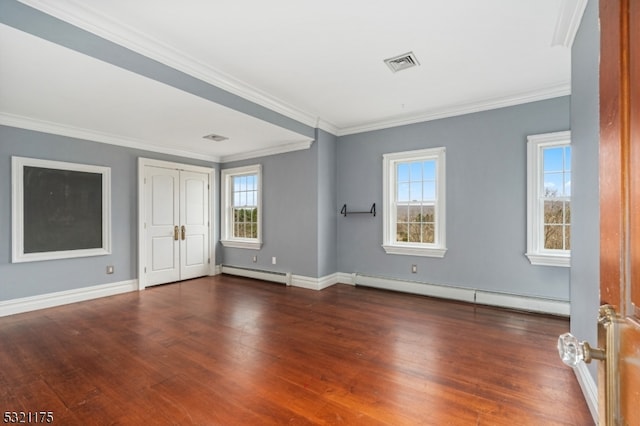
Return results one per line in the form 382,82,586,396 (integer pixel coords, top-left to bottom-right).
272,257,277,265
252,256,257,263
411,264,417,273
106,265,114,274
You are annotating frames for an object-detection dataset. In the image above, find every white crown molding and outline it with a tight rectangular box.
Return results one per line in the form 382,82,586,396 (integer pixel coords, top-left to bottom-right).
0,279,138,317
220,140,314,163
316,118,339,136
17,0,323,131
15,1,571,140
0,111,314,167
551,0,589,48
336,83,571,136
0,112,221,162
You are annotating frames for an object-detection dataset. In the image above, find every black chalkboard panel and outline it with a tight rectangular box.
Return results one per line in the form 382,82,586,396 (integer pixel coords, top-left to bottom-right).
23,166,103,253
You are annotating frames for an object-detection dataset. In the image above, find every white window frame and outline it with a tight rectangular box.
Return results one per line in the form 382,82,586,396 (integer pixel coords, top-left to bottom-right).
382,147,447,258
221,164,262,250
526,131,571,267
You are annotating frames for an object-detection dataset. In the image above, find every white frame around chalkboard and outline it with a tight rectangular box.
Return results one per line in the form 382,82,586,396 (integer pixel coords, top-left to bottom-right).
11,156,112,263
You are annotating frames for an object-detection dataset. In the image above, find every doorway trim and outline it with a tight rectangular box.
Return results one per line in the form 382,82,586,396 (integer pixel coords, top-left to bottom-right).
137,157,216,290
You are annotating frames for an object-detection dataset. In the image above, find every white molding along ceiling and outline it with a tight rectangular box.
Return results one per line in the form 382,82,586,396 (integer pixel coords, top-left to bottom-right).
16,0,320,129
551,0,589,48
3,1,577,160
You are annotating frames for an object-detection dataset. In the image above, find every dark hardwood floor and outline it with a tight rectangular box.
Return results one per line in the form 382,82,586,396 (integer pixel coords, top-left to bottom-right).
0,276,593,425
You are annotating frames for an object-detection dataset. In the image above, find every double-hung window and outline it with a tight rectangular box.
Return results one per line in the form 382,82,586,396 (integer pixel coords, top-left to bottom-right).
526,131,571,267
221,164,262,250
382,147,447,258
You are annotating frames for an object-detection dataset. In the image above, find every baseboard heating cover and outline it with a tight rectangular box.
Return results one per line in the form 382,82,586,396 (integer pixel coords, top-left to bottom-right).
221,265,292,286
353,273,570,316
354,273,475,303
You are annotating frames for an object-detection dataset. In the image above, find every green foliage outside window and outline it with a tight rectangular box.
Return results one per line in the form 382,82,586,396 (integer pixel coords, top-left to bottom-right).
233,208,258,238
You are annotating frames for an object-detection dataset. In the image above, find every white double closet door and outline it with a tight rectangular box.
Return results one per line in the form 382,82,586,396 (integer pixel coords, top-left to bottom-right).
144,164,210,286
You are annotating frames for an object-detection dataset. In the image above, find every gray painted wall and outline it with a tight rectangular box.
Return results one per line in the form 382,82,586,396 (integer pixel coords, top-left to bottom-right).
317,129,338,277
219,129,337,279
336,97,571,300
220,145,319,278
570,0,600,381
0,126,217,300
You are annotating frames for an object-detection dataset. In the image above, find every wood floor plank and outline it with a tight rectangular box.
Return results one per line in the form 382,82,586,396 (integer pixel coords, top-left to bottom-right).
0,276,593,425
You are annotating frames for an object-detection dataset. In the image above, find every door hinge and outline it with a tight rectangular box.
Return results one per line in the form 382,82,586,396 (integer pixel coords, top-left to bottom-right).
208,258,211,264
144,267,147,273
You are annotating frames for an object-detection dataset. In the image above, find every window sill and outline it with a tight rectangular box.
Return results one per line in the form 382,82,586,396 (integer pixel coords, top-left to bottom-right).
382,244,447,258
221,239,262,250
525,252,570,267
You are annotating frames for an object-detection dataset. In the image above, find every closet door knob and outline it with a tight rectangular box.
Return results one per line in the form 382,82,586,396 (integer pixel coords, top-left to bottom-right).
181,225,186,240
173,226,179,241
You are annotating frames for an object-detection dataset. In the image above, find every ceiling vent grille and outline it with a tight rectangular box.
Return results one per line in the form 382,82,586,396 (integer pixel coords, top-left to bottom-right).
203,133,228,142
384,51,420,73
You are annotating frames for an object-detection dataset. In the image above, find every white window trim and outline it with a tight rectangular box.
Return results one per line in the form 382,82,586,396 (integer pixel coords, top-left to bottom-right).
382,147,447,258
220,164,262,250
526,131,571,267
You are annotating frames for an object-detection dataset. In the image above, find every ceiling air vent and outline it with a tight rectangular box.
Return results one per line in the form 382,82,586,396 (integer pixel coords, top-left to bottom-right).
384,51,420,73
203,133,228,142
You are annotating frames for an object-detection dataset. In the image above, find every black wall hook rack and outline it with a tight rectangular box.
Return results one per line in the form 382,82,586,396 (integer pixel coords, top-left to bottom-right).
340,203,376,217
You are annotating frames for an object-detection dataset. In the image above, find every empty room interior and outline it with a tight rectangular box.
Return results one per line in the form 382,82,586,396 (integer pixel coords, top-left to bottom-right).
0,0,605,424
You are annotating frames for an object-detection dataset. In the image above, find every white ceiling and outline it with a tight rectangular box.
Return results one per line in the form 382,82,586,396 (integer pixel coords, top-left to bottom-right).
0,23,312,162
1,0,573,162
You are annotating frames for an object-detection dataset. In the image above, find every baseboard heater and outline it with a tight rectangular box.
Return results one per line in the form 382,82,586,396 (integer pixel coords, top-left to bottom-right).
352,273,570,316
354,273,475,303
221,265,292,286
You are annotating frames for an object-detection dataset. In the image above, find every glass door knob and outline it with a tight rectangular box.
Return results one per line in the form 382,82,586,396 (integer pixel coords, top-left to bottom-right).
557,332,605,367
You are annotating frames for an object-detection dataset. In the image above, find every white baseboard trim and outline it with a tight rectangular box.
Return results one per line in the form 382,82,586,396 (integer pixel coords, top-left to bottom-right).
218,268,569,315
291,273,339,290
350,273,570,316
0,279,139,317
336,272,356,285
574,362,598,424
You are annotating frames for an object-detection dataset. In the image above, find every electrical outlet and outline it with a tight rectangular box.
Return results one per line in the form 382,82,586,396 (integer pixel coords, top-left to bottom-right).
411,264,417,273
106,265,114,274
252,256,258,263
272,257,277,265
